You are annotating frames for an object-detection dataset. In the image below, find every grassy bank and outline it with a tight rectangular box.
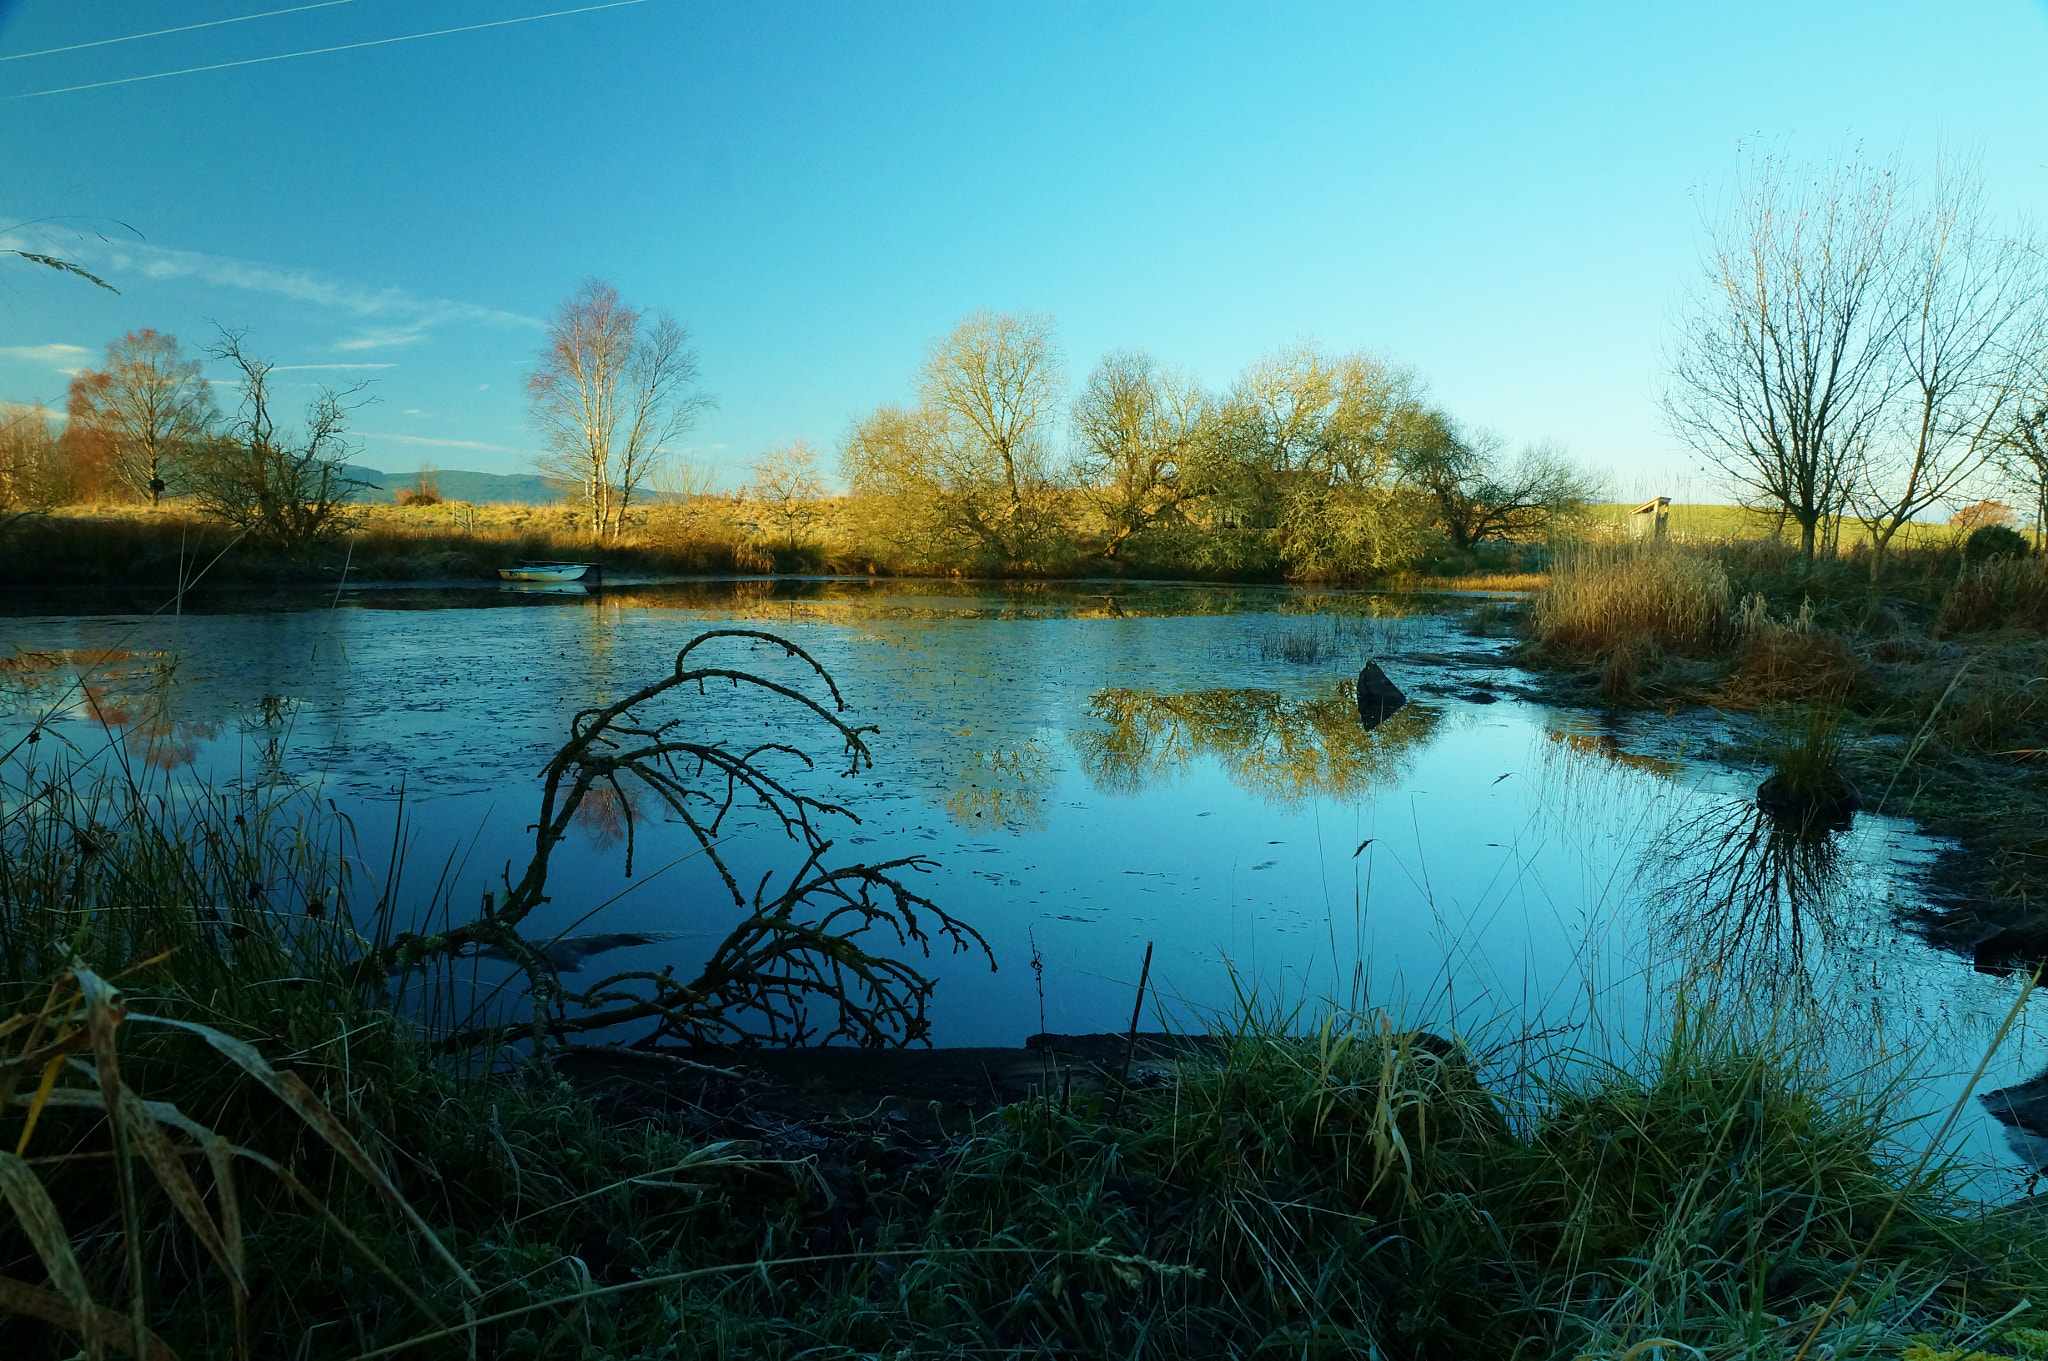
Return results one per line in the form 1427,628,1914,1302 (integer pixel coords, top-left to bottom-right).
7,911,2046,1356
6,635,2048,1359
1521,538,2048,963
0,498,1555,591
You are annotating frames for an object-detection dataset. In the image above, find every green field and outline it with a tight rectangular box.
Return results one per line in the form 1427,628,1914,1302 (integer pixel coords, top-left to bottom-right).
1584,502,1971,548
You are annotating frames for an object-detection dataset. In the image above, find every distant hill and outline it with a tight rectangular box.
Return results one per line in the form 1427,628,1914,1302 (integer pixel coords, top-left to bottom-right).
346,465,569,506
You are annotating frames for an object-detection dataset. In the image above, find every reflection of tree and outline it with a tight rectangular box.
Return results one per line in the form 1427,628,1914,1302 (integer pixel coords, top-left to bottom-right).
573,782,639,849
82,671,217,772
944,739,1055,830
1,649,217,771
1075,681,1437,804
1545,726,1681,778
1644,799,1848,1007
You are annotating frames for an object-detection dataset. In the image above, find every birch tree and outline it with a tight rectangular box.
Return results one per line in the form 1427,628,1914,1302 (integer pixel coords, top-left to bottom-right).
1665,150,1906,566
528,280,712,541
64,329,217,503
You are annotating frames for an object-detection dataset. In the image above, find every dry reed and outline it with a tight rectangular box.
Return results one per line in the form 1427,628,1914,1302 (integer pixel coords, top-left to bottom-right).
1531,542,1731,660
1938,556,2048,636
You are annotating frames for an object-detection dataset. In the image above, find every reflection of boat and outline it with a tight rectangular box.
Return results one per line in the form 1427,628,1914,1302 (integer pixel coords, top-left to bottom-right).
498,581,589,596
498,562,599,583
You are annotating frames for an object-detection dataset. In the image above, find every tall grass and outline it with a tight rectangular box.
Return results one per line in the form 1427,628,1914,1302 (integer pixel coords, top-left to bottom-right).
1939,555,2048,635
1532,542,1732,660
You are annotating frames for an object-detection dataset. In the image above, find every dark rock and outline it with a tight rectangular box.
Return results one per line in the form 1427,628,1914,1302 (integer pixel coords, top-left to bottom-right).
1357,662,1407,730
1462,689,1499,705
1983,1069,2048,1172
1971,926,2048,977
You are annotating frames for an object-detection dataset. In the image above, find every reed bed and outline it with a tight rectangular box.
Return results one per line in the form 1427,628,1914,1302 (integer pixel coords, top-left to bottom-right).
1531,542,1733,661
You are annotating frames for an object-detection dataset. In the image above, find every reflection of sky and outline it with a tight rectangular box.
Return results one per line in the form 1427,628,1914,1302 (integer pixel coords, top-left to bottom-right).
4,581,2044,1193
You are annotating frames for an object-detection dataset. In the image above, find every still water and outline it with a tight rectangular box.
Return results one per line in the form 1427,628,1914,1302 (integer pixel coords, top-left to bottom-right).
3,578,2043,1189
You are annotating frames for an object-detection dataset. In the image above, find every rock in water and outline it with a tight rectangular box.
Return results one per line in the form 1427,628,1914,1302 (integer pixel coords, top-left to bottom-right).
1982,1068,2048,1173
1357,661,1407,731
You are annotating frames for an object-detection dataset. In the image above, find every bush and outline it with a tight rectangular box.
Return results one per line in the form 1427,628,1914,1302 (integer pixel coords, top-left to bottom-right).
1964,523,2030,563
1718,596,1861,707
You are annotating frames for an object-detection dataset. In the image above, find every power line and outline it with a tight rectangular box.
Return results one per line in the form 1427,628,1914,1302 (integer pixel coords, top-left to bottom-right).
5,0,652,100
0,2,360,63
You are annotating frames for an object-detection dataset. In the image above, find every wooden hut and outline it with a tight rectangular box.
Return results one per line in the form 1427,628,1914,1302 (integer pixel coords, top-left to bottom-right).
1629,496,1671,541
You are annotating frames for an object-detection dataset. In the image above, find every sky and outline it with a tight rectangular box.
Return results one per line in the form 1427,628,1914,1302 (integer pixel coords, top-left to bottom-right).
3,0,2048,498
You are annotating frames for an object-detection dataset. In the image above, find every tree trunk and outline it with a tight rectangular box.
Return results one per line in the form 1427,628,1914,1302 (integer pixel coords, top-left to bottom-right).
1868,527,1893,585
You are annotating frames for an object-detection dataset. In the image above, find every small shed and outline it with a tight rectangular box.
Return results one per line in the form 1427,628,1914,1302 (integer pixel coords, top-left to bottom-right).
1629,496,1671,541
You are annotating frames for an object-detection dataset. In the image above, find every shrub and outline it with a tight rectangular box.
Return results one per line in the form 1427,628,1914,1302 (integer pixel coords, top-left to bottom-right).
1964,523,2030,563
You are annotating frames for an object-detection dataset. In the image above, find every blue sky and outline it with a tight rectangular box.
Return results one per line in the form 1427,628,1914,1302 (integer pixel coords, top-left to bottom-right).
3,1,2047,496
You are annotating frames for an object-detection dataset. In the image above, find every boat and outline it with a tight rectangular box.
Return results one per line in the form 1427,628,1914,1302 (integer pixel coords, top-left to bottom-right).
497,562,599,583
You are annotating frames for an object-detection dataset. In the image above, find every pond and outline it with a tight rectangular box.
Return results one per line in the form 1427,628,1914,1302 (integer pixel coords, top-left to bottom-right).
4,577,2045,1192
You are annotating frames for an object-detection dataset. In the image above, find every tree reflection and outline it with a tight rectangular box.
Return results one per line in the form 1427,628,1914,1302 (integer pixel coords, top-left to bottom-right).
1645,798,1849,1008
1075,681,1437,804
944,738,1056,830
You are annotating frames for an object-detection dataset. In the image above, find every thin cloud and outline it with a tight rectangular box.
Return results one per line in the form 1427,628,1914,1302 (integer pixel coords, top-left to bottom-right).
0,343,90,364
359,432,517,452
32,231,543,353
334,327,433,352
272,362,397,371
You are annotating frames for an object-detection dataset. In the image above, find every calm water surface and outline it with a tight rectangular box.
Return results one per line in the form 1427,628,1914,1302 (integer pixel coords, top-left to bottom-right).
4,578,2043,1190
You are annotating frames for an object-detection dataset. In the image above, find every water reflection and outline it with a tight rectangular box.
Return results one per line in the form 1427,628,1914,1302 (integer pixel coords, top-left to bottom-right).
1545,725,1683,778
1,647,219,771
1645,798,1852,1007
8,582,2045,1188
944,738,1056,830
1075,680,1439,804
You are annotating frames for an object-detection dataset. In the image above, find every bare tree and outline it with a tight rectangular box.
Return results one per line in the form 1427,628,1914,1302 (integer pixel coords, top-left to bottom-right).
186,331,369,550
1399,412,1599,549
1214,345,1425,575
921,309,1063,508
1665,149,1906,565
840,310,1068,567
748,440,826,551
64,330,217,504
528,279,712,541
1848,162,2036,581
0,402,66,522
1996,374,2048,550
1071,350,1219,558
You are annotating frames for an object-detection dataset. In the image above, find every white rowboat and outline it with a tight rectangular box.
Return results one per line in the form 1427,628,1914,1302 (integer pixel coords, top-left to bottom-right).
497,563,597,583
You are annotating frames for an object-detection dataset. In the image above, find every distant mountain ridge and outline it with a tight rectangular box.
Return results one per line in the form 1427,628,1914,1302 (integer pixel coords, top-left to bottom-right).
345,464,569,506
